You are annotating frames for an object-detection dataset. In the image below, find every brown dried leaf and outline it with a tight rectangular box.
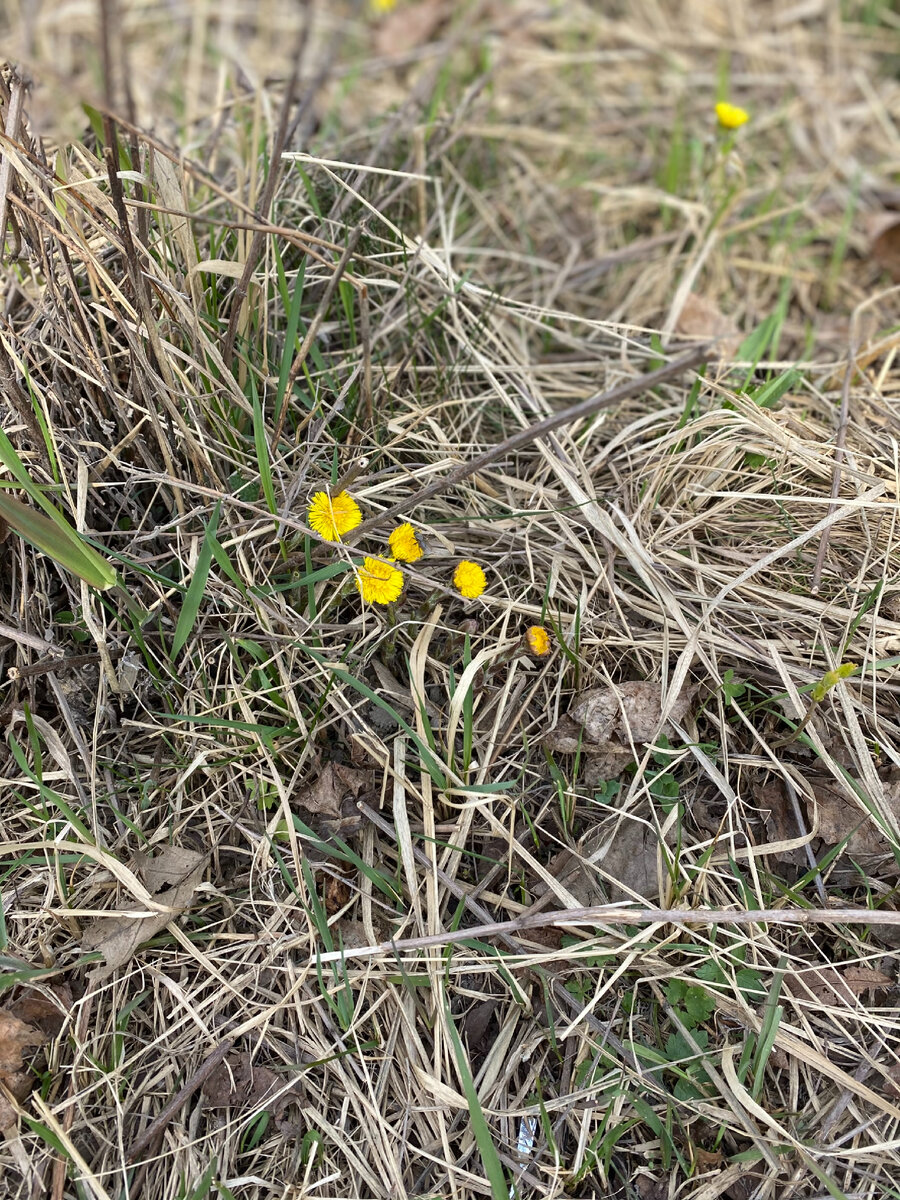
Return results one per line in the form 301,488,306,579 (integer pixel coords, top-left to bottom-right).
81,846,207,983
599,820,669,903
0,1011,45,1075
676,292,740,359
202,1051,279,1110
569,680,693,746
808,775,898,863
374,0,447,56
869,215,900,282
840,966,893,996
788,964,892,1007
297,764,344,819
297,762,372,820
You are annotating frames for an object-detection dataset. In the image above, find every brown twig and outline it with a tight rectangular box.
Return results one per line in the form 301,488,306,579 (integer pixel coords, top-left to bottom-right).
351,343,711,537
125,1037,235,1163
317,881,900,965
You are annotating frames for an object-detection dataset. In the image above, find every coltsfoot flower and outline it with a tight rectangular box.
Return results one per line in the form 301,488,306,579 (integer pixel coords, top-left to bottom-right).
356,557,404,604
715,101,749,130
453,560,486,599
388,522,424,563
307,491,362,542
525,626,551,656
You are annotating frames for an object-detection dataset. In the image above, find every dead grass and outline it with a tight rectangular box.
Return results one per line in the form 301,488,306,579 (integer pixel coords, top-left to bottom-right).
2,2,900,1198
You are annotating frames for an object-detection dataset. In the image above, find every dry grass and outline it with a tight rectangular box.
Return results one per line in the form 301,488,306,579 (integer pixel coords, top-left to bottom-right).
2,2,900,1198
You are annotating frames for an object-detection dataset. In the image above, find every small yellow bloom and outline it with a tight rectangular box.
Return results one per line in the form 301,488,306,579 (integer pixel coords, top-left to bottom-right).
370,0,396,11
307,491,362,542
388,522,423,563
453,560,486,600
525,626,551,656
715,101,749,130
356,557,404,604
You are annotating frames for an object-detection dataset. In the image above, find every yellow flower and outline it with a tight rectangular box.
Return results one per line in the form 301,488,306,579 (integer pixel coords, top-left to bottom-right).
307,491,362,542
453,560,486,599
388,522,423,563
525,626,551,656
370,0,396,11
715,102,749,130
356,557,404,604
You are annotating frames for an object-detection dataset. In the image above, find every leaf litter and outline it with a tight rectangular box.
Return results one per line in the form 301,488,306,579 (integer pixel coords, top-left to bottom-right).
80,846,207,982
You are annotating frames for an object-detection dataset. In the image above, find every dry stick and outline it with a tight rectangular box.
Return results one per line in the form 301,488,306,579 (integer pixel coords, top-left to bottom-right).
316,895,900,966
124,1037,235,1163
220,20,312,370
811,344,855,593
351,343,711,538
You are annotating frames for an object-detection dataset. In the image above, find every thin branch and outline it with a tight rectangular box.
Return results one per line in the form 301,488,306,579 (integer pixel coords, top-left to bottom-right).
351,343,711,537
315,890,900,965
125,1038,235,1162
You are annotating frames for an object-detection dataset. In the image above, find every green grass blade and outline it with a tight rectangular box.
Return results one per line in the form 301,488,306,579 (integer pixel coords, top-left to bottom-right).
250,380,277,516
0,491,116,590
171,503,221,657
444,1001,508,1200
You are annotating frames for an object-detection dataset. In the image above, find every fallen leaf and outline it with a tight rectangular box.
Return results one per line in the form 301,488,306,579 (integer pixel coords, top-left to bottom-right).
0,1006,53,1131
202,1051,279,1110
374,0,447,57
807,774,899,865
869,213,900,282
324,873,352,916
81,845,207,983
598,819,670,904
676,292,740,359
295,762,372,840
568,680,694,746
787,964,892,1007
0,1011,45,1075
